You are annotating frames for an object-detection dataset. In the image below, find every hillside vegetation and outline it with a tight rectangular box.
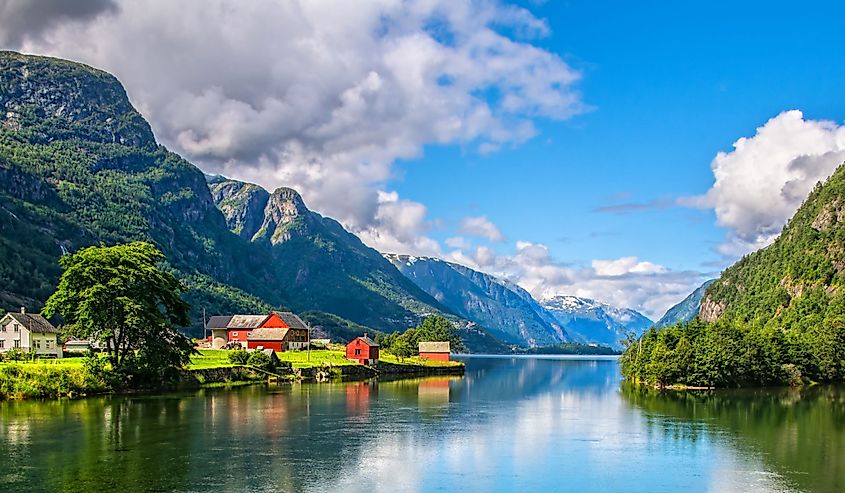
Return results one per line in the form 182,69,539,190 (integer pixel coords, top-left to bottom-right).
623,165,845,387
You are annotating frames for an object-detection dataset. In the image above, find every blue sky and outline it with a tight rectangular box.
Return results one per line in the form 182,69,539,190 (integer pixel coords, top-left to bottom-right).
6,0,845,317
394,1,845,272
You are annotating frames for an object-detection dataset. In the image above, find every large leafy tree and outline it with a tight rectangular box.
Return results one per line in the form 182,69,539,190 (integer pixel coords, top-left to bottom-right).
43,242,192,381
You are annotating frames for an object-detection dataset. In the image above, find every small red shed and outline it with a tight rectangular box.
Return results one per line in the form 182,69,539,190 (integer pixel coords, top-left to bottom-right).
346,334,380,365
419,341,451,361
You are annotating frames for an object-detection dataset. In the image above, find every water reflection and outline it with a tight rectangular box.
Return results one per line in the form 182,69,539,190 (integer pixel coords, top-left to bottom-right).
0,357,840,492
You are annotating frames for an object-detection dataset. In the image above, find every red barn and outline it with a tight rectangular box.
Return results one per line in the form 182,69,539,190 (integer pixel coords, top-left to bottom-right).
346,334,379,365
246,328,288,352
419,341,451,361
226,314,268,348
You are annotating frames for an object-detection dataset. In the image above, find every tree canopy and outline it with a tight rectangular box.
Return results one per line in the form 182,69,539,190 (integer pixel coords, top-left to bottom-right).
43,242,193,385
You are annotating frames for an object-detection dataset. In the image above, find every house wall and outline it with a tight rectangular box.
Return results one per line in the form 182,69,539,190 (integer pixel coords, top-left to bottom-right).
0,316,27,352
284,328,309,350
247,340,284,351
211,329,228,349
420,351,450,362
30,332,61,358
226,329,249,348
259,313,289,329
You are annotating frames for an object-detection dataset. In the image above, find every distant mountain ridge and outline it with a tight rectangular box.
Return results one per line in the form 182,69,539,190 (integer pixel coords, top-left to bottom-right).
385,254,566,346
654,279,715,328
540,295,653,350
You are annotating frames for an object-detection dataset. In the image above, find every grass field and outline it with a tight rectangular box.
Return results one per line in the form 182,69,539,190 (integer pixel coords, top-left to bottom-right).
189,349,462,370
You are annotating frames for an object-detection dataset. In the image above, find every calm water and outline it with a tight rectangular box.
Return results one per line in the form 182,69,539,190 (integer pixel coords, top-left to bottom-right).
1,356,842,493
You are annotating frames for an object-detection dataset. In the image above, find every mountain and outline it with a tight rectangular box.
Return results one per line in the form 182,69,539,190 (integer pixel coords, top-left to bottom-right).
654,279,716,328
540,296,653,350
206,176,451,330
700,165,845,327
0,51,457,340
624,163,845,387
385,254,566,346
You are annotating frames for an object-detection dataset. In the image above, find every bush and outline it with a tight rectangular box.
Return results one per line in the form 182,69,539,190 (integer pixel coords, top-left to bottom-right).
227,349,249,365
247,350,276,372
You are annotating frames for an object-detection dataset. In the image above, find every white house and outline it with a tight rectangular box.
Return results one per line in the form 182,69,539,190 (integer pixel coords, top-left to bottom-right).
0,308,62,358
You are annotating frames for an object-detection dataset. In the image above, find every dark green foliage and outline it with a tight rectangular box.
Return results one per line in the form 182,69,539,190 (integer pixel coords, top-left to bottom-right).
247,350,276,372
377,315,466,356
42,242,193,385
227,349,249,365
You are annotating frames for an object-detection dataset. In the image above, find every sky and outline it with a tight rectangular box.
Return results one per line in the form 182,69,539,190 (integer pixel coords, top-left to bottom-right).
2,0,845,319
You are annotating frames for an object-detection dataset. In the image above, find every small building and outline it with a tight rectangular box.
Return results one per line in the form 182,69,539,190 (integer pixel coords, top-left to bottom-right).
0,308,62,358
419,341,451,361
346,334,379,365
63,340,102,353
207,311,310,350
261,312,310,350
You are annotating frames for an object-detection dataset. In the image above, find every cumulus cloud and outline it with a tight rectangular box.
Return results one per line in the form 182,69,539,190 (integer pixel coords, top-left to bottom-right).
450,241,705,319
686,110,845,257
5,0,584,254
458,215,505,242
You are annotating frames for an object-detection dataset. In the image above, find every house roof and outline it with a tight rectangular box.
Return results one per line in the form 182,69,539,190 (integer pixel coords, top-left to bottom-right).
248,327,289,341
353,336,379,347
275,311,308,330
207,315,233,329
419,341,450,353
227,314,269,329
4,312,58,333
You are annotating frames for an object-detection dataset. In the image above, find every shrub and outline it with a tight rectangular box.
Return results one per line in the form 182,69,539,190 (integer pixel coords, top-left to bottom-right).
227,349,249,365
247,350,275,372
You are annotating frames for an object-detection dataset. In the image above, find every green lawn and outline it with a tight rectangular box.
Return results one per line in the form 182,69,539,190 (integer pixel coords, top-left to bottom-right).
0,357,85,368
188,349,462,370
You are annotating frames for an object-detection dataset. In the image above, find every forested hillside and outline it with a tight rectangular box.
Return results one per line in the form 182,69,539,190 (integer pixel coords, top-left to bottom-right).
623,165,845,387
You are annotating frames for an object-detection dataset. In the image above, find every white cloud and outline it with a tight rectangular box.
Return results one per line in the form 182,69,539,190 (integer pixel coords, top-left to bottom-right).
458,215,505,242
5,0,585,255
687,110,845,257
445,236,471,249
592,257,666,276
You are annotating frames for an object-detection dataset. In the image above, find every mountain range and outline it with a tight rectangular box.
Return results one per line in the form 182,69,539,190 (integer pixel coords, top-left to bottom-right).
386,255,653,349
0,50,654,352
540,295,653,349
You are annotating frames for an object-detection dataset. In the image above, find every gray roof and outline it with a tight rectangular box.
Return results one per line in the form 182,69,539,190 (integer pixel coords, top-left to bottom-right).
248,327,289,341
355,336,379,347
276,312,308,329
4,312,58,333
207,315,233,329
227,314,269,329
419,341,450,353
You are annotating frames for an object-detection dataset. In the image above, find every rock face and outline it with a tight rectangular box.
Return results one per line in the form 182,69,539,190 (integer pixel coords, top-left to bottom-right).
540,295,653,350
0,51,460,340
655,279,716,327
208,177,269,240
385,254,567,347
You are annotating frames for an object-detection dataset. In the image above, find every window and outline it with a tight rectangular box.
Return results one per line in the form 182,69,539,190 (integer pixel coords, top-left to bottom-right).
45,341,51,349
14,340,20,348
1,324,5,332
0,340,4,349
35,340,41,349
13,324,19,332
232,332,239,337
355,348,361,355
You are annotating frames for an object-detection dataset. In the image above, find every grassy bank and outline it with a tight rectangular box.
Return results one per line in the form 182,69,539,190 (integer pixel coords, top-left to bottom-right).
189,349,462,370
0,362,109,399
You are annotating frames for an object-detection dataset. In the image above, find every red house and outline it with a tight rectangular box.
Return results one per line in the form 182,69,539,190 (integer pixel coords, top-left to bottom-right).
346,334,379,365
418,341,451,361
